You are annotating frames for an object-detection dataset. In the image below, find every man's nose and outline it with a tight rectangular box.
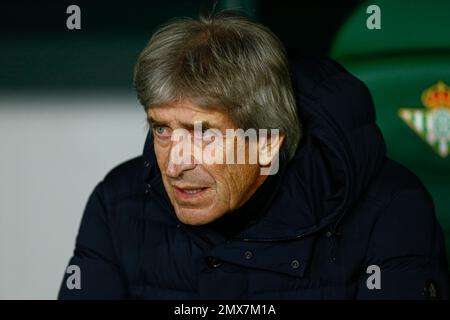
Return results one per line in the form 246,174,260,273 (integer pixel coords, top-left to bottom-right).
165,140,197,178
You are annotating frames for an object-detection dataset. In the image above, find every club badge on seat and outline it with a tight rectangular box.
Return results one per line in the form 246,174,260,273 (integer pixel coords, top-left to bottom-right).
399,81,450,158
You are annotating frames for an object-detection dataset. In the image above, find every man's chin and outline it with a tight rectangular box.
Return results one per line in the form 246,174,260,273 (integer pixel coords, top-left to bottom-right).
175,207,224,226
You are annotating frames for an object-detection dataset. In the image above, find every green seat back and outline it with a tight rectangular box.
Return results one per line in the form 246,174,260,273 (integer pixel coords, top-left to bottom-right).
331,0,450,265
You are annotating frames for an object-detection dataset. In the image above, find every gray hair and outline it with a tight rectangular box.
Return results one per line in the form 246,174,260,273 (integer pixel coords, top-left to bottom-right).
134,12,301,161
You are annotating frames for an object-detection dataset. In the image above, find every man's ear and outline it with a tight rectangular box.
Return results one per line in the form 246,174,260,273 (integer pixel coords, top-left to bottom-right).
258,130,284,167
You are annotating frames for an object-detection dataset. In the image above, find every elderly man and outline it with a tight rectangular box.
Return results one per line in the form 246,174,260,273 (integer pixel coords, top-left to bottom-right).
59,12,449,299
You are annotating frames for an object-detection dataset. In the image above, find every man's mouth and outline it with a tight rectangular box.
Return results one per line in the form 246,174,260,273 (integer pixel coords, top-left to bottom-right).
173,186,210,200
182,188,204,194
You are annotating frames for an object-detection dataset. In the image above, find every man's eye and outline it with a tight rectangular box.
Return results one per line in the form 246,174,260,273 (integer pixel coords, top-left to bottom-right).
194,128,210,140
154,126,171,137
156,127,165,134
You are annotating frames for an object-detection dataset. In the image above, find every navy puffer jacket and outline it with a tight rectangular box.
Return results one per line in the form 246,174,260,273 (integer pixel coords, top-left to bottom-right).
58,58,449,299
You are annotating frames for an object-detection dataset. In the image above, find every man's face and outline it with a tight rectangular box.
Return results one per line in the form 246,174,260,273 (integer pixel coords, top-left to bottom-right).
148,100,267,226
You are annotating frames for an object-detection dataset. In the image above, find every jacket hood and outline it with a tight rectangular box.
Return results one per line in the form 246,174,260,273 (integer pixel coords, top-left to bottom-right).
141,57,387,242
234,58,387,240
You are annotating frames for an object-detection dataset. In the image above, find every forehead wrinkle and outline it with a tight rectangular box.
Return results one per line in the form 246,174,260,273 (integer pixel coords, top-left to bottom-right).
149,102,232,129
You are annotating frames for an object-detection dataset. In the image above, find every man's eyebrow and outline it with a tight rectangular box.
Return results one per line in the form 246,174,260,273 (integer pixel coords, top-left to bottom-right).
178,120,217,131
147,117,219,130
146,117,167,127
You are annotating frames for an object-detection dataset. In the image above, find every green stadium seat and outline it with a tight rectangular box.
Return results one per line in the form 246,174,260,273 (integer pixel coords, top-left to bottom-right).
331,0,450,265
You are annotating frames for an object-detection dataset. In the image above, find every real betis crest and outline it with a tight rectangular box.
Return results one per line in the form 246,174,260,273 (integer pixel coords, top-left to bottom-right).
398,81,450,158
